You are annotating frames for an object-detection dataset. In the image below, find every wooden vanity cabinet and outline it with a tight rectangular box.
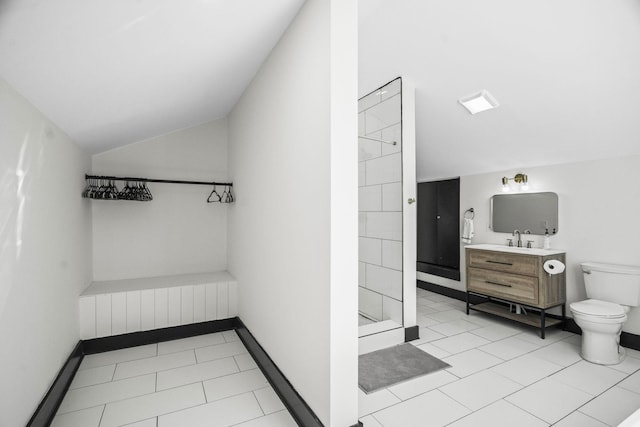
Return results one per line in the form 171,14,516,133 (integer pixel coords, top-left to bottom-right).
465,247,566,338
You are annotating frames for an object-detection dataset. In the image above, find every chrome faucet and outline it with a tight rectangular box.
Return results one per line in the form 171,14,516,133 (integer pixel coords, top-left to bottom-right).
513,229,522,247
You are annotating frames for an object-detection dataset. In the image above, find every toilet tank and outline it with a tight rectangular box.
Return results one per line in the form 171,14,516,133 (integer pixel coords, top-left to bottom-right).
582,262,640,306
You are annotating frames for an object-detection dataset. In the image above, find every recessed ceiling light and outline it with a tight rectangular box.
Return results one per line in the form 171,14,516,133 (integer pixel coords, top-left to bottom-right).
458,90,499,115
375,90,387,96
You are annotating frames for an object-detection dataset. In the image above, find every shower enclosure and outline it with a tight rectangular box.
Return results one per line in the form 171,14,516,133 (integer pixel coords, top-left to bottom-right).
358,78,416,345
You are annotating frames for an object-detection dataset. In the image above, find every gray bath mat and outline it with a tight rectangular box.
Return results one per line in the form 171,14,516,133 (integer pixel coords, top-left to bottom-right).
359,343,450,393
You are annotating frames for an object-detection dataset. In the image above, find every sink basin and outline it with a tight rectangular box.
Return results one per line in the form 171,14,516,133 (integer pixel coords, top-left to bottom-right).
464,243,565,256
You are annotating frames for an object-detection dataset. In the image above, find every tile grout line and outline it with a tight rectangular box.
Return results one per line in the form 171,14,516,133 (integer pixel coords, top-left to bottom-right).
54,331,290,427
251,389,267,417
98,404,106,427
231,354,242,372
200,380,207,403
559,367,640,424
50,403,106,421
150,389,262,423
158,362,259,393
550,407,608,427
111,354,198,382
450,341,634,424
70,381,211,421
64,372,244,415
80,350,159,372
201,377,272,406
359,91,401,115
56,376,156,416
440,398,550,427
367,292,596,425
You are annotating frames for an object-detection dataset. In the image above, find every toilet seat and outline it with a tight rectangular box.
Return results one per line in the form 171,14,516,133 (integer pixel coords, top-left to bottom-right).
570,299,626,319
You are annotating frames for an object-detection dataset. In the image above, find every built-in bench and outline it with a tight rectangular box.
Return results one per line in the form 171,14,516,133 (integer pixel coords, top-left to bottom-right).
78,272,237,339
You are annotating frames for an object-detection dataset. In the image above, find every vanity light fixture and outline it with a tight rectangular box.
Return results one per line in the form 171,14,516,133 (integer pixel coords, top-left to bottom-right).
502,173,528,192
458,90,499,115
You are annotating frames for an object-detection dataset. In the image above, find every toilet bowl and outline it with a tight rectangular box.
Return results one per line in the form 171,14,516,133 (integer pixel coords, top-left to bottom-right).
570,299,628,364
570,262,640,365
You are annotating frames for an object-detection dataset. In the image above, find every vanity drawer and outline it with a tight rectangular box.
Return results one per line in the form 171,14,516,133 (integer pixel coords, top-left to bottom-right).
468,267,539,305
468,250,537,276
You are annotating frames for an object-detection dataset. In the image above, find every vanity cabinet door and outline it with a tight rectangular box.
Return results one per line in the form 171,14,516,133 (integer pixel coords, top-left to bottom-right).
467,267,539,305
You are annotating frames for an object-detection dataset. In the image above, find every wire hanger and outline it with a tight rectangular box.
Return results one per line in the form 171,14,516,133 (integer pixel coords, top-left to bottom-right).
207,185,222,203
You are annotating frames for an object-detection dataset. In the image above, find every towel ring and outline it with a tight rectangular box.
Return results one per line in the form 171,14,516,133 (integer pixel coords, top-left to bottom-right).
464,208,475,219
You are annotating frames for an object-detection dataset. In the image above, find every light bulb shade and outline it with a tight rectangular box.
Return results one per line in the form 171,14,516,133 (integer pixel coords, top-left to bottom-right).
513,173,527,184
501,173,528,191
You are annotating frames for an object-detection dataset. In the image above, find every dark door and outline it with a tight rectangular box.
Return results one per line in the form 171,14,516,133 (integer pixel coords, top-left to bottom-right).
417,178,460,280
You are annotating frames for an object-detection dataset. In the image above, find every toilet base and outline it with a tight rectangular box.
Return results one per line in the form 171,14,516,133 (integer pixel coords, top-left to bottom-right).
580,330,626,365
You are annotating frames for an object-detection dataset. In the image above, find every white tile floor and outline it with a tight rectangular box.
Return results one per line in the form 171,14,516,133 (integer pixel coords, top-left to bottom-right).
52,330,297,427
53,289,640,426
360,289,640,426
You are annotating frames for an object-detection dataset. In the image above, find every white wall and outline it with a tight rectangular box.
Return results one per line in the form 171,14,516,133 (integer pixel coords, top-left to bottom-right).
418,154,640,334
227,0,358,425
92,119,228,281
0,78,92,426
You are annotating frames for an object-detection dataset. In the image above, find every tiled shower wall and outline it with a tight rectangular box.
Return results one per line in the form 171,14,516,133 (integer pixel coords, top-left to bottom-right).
358,79,403,324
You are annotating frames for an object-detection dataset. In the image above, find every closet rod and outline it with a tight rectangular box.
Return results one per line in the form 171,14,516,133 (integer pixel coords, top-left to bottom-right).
85,174,232,187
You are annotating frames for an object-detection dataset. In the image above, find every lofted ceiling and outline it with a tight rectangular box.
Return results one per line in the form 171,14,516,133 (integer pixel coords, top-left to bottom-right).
2,1,639,179
0,0,305,153
359,0,640,181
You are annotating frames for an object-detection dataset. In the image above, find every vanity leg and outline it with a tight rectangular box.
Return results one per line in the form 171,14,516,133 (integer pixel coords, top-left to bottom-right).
562,304,566,330
540,309,546,339
465,292,470,315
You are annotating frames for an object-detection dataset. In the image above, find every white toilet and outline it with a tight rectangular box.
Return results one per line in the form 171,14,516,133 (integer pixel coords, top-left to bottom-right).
569,262,640,365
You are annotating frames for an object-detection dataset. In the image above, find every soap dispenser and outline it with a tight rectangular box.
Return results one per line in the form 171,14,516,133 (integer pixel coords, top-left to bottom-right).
543,228,551,250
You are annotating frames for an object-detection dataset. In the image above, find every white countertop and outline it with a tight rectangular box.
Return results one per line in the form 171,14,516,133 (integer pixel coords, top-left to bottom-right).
464,243,565,256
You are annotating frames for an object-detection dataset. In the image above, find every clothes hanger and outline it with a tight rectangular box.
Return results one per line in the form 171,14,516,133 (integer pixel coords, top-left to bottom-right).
207,185,222,203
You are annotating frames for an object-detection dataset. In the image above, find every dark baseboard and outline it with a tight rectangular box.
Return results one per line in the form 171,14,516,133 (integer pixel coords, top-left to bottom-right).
417,262,460,281
404,325,419,342
82,317,237,354
622,331,640,351
421,280,640,352
27,342,84,427
30,317,332,427
418,280,488,304
235,319,324,427
566,317,640,351
564,317,581,335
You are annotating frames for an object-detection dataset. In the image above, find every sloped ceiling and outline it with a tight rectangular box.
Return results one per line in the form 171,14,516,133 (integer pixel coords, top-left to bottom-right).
2,0,638,178
359,0,640,181
0,0,305,153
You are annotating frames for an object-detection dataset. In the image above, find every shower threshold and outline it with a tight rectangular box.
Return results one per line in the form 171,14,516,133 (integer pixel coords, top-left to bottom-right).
358,319,402,338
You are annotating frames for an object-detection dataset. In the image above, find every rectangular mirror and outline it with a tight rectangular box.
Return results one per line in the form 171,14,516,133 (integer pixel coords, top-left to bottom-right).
490,192,558,235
